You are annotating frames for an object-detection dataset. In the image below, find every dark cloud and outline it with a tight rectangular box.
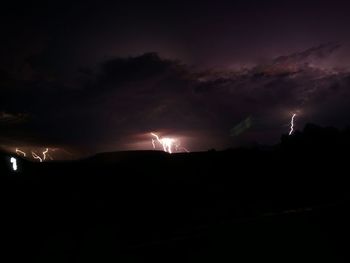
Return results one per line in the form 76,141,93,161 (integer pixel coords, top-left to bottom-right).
95,53,176,88
272,42,341,65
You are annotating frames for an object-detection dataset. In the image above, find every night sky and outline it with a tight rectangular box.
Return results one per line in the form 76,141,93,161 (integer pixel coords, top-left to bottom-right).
2,0,350,157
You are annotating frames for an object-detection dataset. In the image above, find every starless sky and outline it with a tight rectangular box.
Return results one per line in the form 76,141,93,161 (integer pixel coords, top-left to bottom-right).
1,0,350,156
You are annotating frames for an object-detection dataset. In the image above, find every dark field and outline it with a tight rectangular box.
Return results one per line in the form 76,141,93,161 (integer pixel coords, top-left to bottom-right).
1,125,350,262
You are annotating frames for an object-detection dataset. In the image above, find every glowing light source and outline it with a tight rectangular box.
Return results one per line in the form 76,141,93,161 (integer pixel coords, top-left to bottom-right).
150,132,189,154
289,113,297,135
42,148,49,160
14,147,55,162
151,133,176,153
31,151,43,162
16,148,26,157
10,157,17,171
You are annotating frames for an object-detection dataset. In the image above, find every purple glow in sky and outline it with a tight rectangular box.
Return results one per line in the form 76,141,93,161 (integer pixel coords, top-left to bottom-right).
1,1,350,157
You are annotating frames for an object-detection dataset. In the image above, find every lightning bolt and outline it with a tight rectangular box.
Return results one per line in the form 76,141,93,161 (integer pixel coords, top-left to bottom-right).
31,151,43,162
178,147,190,153
289,113,297,135
150,133,189,153
151,133,176,153
151,133,161,143
14,147,56,161
16,148,26,157
175,143,190,153
42,148,49,161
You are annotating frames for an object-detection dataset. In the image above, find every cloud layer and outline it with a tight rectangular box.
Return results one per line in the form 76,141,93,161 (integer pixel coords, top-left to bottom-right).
1,44,350,156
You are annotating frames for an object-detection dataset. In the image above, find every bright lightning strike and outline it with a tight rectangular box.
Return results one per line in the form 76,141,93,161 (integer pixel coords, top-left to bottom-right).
289,113,297,135
151,133,176,153
16,148,26,157
32,151,43,162
15,147,55,162
150,133,189,154
42,148,49,161
150,132,190,154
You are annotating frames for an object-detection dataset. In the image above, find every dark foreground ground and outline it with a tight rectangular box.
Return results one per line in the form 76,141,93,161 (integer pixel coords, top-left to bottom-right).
1,124,350,262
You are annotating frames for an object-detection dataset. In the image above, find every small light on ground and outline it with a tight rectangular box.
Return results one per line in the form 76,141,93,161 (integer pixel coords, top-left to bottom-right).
10,157,17,171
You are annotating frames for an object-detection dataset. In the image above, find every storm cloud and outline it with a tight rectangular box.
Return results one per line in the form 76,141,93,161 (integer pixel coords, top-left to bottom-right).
1,42,350,156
